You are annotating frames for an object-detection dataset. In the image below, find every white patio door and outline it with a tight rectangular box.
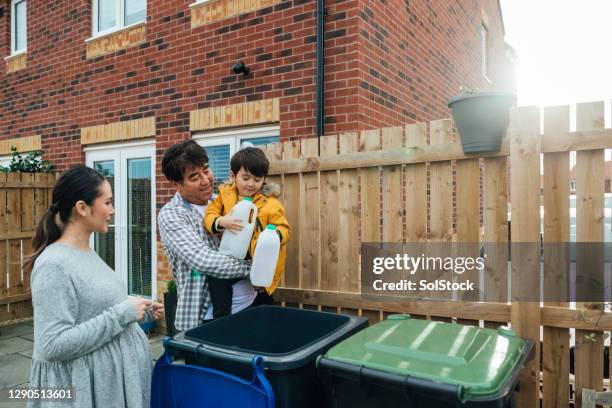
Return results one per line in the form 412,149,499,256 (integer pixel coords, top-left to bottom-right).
85,142,156,298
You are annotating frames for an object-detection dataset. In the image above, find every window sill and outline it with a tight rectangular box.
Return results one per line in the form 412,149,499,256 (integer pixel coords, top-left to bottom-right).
85,22,147,59
189,0,213,6
4,51,27,73
5,50,27,60
191,0,279,28
86,21,146,43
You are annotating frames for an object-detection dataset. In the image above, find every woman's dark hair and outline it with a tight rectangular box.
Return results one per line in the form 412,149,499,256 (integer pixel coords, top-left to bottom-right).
230,147,269,178
161,139,209,183
25,165,106,272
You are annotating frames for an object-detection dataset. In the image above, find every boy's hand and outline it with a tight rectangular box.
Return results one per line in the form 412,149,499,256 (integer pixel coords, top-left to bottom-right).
219,215,244,232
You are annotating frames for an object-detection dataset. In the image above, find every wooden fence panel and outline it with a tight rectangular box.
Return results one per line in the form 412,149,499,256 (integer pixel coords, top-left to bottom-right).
455,156,480,325
574,101,606,408
0,172,55,322
509,106,541,408
320,135,339,293
21,173,35,297
359,129,382,324
428,119,454,320
381,127,404,243
360,129,382,243
0,173,7,317
281,141,301,290
337,133,360,294
404,123,427,243
542,105,571,408
299,138,320,291
7,173,22,316
482,155,508,329
454,123,481,328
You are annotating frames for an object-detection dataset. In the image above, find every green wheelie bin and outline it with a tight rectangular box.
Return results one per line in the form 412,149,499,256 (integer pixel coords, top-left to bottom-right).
317,314,533,407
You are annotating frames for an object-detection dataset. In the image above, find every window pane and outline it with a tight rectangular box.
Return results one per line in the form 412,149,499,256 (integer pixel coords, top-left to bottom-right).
481,25,488,77
127,158,152,297
240,136,280,148
93,161,115,270
97,0,117,32
125,0,146,26
14,0,27,51
205,145,231,193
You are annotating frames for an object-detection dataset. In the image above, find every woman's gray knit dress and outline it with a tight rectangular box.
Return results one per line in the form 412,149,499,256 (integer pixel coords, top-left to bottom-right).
28,243,152,408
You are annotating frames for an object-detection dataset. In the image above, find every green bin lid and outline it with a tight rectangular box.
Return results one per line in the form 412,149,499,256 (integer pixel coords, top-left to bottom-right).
323,315,528,400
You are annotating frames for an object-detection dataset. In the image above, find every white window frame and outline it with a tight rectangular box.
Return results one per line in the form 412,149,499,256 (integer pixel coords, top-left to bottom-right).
194,125,280,151
85,140,157,300
480,23,491,83
92,0,147,38
193,125,280,183
11,0,27,55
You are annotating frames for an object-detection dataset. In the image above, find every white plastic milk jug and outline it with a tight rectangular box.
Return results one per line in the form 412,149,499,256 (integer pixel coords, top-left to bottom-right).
219,197,258,259
250,225,281,287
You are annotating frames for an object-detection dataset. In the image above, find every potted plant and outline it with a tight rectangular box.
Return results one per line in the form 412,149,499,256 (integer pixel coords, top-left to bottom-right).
163,280,177,337
447,87,516,153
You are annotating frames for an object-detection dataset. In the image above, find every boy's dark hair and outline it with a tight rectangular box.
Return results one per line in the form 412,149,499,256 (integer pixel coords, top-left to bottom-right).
161,139,209,183
230,147,269,178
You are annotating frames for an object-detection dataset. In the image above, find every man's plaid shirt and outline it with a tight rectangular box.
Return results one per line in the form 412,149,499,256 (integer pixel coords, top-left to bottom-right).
158,192,250,331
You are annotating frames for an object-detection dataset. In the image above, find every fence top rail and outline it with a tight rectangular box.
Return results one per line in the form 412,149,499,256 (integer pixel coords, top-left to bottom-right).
269,141,508,175
269,128,612,175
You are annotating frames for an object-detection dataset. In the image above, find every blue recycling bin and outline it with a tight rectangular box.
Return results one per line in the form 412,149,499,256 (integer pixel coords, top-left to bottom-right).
151,351,275,408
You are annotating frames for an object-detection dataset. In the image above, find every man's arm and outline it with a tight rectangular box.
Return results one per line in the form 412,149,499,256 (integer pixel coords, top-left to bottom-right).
158,206,249,279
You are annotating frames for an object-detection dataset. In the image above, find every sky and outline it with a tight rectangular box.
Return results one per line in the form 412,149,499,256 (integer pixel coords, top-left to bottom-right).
500,0,612,129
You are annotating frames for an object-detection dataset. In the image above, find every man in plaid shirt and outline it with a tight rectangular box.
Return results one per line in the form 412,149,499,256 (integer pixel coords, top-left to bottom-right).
158,140,252,332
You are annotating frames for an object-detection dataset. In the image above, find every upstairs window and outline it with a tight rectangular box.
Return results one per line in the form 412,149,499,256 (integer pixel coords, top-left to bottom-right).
480,24,490,81
11,0,27,54
93,0,146,36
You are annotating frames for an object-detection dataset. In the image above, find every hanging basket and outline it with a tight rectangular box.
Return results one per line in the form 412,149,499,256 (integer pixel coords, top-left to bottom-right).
447,91,516,153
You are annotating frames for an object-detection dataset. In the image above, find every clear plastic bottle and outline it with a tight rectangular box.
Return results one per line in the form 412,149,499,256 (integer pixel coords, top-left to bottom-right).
250,224,281,287
218,197,258,259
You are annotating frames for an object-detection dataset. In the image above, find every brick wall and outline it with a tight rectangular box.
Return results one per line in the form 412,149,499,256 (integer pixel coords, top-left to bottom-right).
352,0,510,131
1,0,509,169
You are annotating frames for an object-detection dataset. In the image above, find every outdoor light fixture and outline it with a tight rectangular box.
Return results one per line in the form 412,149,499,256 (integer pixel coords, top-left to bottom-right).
232,61,250,75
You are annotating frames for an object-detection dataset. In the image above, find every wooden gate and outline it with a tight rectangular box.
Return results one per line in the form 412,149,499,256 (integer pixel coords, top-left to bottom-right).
0,172,57,323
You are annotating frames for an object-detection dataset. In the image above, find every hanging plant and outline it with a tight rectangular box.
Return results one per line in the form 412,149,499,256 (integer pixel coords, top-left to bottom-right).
0,147,54,173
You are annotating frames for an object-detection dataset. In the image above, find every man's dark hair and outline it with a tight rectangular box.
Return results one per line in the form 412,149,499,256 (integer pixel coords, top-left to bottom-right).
230,147,269,178
161,139,209,183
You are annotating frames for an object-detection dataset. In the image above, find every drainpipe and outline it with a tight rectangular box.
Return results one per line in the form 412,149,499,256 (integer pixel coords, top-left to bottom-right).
316,0,325,156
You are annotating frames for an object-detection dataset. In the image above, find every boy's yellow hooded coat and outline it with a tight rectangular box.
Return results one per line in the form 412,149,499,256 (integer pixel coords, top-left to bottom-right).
204,182,290,294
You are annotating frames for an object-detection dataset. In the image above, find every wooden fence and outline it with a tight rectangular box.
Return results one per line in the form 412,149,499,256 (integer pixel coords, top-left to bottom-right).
0,172,57,323
262,102,612,408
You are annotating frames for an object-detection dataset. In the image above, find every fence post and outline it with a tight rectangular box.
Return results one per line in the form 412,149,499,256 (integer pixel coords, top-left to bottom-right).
509,106,541,407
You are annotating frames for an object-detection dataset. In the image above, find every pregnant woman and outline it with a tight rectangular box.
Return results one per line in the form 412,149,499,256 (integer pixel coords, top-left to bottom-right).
26,165,163,408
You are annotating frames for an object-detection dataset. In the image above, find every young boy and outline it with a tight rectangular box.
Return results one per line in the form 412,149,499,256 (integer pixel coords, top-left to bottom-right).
204,147,290,318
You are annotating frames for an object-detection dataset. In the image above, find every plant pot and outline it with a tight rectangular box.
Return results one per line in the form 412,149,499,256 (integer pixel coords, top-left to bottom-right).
447,91,516,153
163,291,178,337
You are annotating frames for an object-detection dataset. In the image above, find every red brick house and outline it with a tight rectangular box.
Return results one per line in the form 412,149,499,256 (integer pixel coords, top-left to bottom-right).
1,0,513,301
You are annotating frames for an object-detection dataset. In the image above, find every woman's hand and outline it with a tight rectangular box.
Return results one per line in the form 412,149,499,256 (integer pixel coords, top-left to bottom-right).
219,215,244,233
151,302,164,320
130,297,153,320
